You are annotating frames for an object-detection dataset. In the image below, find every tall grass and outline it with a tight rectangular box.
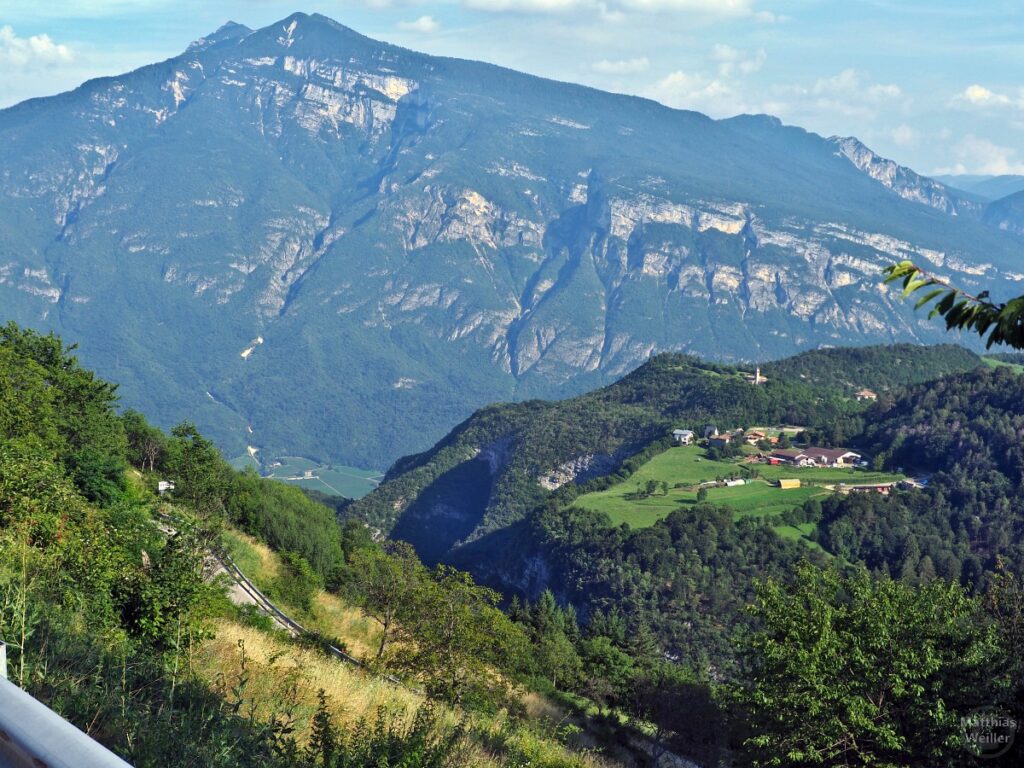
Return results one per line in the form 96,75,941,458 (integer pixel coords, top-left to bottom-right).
194,620,617,767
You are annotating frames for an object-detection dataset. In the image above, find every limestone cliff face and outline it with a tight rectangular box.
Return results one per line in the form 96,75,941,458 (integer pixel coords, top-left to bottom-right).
831,137,982,217
1,11,1021,468
537,453,620,491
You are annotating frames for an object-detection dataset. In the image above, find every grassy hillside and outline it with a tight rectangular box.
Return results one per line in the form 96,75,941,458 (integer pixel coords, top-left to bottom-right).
0,321,641,768
575,444,903,529
983,355,1024,373
222,527,384,658
571,443,903,559
211,526,627,768
6,323,1023,766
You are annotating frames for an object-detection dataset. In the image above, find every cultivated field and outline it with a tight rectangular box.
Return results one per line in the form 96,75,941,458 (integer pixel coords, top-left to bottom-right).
264,455,384,498
227,453,384,498
575,445,904,546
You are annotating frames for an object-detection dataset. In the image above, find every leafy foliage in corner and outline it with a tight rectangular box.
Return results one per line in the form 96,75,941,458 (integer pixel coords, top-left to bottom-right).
885,261,1024,349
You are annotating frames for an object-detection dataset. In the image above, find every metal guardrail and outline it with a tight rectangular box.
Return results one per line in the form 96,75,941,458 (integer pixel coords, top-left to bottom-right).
154,511,414,691
215,548,414,690
0,675,134,768
0,510,422,768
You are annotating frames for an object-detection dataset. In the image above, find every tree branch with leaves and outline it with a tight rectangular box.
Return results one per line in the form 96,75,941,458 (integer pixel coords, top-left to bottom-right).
884,261,1024,349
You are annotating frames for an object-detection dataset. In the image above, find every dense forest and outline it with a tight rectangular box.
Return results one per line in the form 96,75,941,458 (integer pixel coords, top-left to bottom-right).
761,343,981,394
816,366,1024,588
349,343,1024,765
3,322,1023,766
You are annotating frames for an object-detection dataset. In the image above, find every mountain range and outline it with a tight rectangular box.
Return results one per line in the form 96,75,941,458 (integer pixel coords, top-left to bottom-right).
935,173,1024,201
2,11,1022,470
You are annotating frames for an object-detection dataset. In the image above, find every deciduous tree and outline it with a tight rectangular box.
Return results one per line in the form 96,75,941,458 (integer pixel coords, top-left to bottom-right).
737,561,1001,767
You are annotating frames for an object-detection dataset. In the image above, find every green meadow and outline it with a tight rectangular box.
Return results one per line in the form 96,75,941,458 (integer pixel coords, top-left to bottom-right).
983,356,1024,374
774,522,827,553
755,463,902,485
267,456,384,499
575,445,904,549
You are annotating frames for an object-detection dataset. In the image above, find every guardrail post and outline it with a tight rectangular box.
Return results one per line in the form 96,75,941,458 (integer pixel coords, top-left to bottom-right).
0,641,7,680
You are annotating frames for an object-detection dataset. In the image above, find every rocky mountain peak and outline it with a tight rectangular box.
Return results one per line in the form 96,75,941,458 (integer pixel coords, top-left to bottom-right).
830,135,980,217
187,20,252,52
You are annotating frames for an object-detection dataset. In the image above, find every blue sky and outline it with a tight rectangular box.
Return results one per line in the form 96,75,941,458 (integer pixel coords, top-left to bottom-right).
1,1,1021,176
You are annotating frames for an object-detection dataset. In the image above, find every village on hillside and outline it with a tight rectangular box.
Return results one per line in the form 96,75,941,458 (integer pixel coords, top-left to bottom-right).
575,419,921,542
670,423,913,495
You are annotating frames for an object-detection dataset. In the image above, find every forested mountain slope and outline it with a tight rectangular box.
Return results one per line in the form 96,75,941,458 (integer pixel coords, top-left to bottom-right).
350,343,982,564
816,366,1024,585
350,344,1024,707
5,321,1023,766
1,12,1020,470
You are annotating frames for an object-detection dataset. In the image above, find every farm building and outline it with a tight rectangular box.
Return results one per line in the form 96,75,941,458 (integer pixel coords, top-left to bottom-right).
672,428,695,445
708,434,734,449
844,483,895,495
769,447,861,468
703,424,719,439
803,447,861,467
744,430,767,445
777,478,801,489
769,448,810,466
855,388,878,401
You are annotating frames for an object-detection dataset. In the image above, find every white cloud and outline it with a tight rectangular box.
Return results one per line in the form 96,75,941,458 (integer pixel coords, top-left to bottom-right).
961,84,1009,105
890,124,918,147
952,84,1022,110
397,15,440,33
0,25,73,68
640,41,768,116
768,68,904,120
710,43,765,76
645,69,746,115
811,69,901,101
867,83,901,99
934,134,1024,175
463,0,759,16
591,56,650,74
